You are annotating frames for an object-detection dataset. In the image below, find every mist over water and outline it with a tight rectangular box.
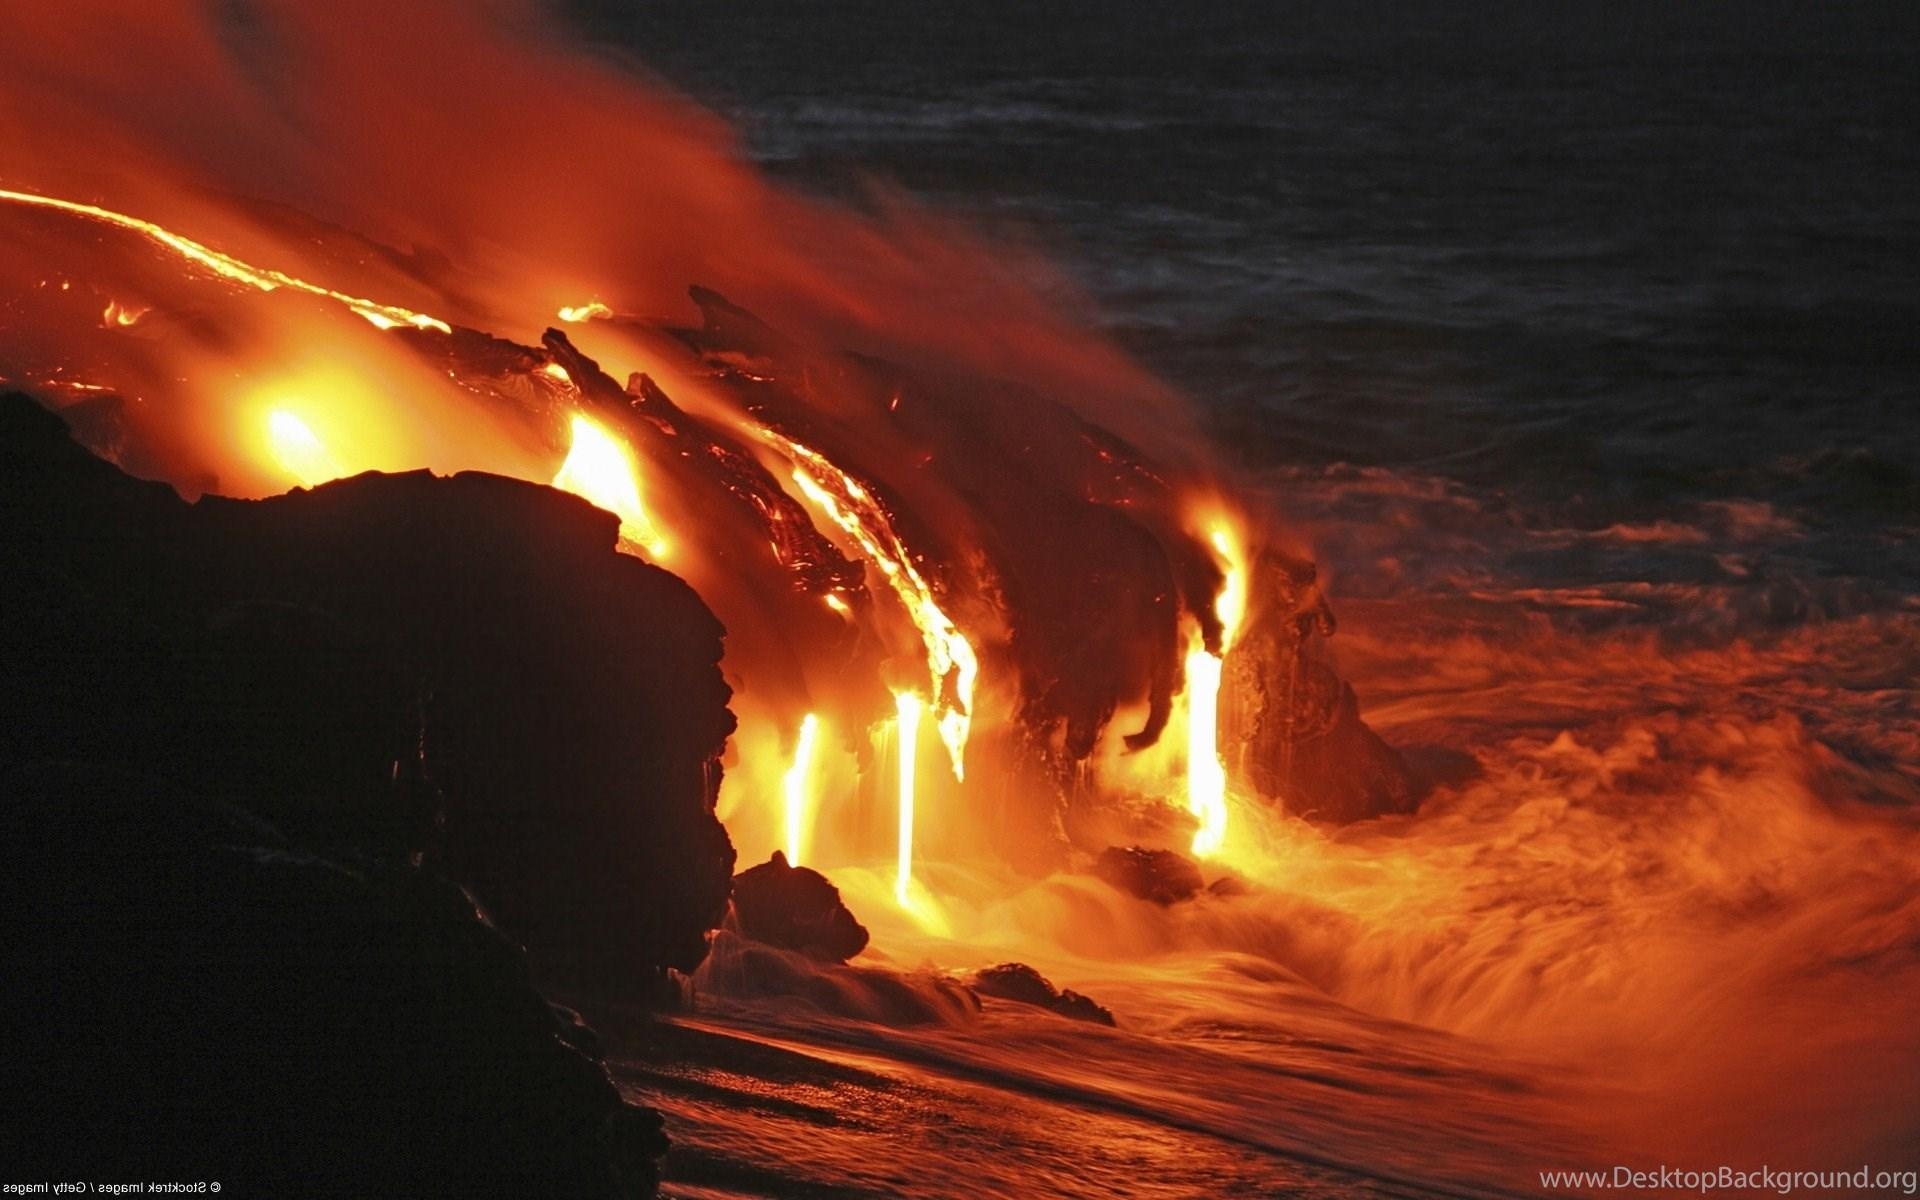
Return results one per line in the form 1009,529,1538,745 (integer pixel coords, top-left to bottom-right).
561,4,1920,1195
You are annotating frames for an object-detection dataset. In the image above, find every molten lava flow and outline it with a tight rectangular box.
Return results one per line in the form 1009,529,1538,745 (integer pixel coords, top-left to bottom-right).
1209,526,1247,635
101,299,148,328
783,713,821,867
0,187,451,334
894,691,923,905
551,414,668,558
1183,652,1229,857
265,410,343,488
1185,521,1247,858
764,430,978,780
1,183,1261,895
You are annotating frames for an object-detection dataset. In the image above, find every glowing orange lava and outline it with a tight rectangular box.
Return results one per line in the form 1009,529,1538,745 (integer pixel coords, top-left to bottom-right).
1185,521,1247,857
764,429,978,780
557,302,612,323
2,182,1264,904
265,410,343,488
551,414,668,558
894,690,923,904
0,187,451,334
101,299,148,328
783,713,821,867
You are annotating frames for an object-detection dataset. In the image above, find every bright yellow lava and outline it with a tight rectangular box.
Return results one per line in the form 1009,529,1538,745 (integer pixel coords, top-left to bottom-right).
1186,520,1247,858
1210,526,1247,633
551,414,669,558
894,690,923,905
265,410,343,488
1183,648,1229,857
0,187,451,334
783,713,821,867
763,430,978,781
557,301,612,323
102,299,148,327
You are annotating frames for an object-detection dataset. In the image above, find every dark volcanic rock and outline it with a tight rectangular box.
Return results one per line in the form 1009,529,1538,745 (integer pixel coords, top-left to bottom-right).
1285,668,1419,824
1221,551,1415,824
0,761,666,1197
699,929,979,1026
1094,845,1207,905
0,390,739,1188
0,393,735,993
731,851,871,963
971,963,1116,1026
1207,874,1251,898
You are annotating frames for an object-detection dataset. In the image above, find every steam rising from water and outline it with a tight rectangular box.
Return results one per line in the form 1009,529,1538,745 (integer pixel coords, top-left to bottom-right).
689,469,1920,1192
686,606,1920,1192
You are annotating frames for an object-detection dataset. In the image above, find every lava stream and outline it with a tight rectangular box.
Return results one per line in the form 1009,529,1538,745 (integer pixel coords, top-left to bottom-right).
0,186,450,334
552,413,669,558
783,713,821,867
1186,522,1247,857
765,429,979,781
265,410,343,489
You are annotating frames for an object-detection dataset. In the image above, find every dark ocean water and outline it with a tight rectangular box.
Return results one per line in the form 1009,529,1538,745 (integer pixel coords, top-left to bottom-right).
568,0,1919,622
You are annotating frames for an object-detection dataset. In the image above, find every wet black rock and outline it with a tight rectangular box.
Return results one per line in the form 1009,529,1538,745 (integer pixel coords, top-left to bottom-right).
1094,845,1206,905
970,963,1116,1026
0,761,666,1197
731,851,871,963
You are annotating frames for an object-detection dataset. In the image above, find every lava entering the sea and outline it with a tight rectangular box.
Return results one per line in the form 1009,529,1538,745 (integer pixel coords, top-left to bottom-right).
8,6,1918,1199
0,165,1411,901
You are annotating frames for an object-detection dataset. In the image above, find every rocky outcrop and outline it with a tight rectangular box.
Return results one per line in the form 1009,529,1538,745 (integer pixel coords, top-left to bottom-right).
0,393,736,991
1,760,666,1197
970,963,1116,1026
1,390,746,1187
731,851,871,963
1221,551,1415,824
1094,845,1207,906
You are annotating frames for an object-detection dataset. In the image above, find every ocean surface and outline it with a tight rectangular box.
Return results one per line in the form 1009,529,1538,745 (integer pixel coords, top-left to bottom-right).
568,0,1919,599
552,4,1920,1196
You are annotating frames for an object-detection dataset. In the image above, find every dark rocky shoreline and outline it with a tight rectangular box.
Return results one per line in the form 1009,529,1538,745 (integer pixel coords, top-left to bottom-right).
1,394,734,1194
